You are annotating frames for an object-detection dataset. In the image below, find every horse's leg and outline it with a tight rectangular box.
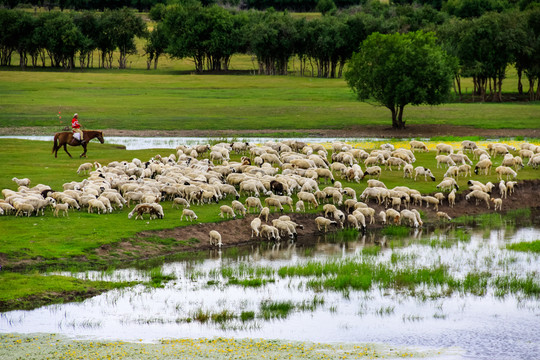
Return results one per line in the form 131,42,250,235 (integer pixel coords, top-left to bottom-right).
80,144,87,158
63,144,73,158
54,145,58,158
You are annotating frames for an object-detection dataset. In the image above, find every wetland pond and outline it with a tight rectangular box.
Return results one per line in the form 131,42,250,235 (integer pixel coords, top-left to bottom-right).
1,224,539,360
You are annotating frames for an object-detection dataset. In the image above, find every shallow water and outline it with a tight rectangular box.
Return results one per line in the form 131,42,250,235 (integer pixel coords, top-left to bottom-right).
0,135,395,150
1,226,539,359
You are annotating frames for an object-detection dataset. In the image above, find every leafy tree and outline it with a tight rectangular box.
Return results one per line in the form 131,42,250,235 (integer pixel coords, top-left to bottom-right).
0,9,19,66
144,23,168,69
345,31,454,129
37,11,84,68
514,8,540,100
316,0,337,15
443,0,507,18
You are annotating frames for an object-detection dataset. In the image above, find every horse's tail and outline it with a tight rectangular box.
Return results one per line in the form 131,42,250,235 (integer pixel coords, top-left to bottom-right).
52,133,59,154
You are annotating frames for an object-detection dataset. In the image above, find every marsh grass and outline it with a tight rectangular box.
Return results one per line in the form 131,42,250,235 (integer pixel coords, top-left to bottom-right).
147,267,176,288
506,240,540,253
381,225,411,237
260,300,295,320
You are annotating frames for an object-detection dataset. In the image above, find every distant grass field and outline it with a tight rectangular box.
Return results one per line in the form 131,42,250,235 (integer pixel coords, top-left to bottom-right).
0,69,539,134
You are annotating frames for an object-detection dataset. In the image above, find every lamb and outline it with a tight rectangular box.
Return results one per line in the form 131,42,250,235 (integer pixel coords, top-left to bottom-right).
250,217,262,237
53,203,69,217
219,205,236,219
434,192,445,205
14,201,34,217
12,177,31,187
414,166,436,181
352,211,367,229
315,216,337,233
245,197,263,213
410,140,428,152
181,208,198,221
209,230,222,247
437,211,452,221
491,198,503,211
465,190,491,209
128,203,163,220
495,166,517,181
77,163,93,175
0,202,15,215
323,204,338,218
385,157,407,171
295,200,305,212
347,214,360,230
458,164,472,177
354,207,375,224
259,207,270,222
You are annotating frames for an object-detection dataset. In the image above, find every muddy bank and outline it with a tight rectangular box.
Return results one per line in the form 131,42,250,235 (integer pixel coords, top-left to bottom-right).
140,179,540,253
1,124,540,138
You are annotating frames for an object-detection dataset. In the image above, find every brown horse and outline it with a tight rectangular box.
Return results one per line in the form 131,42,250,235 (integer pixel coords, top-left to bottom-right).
52,130,105,158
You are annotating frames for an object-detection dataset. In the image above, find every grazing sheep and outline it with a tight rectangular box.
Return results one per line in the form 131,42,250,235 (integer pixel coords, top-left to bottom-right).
14,202,34,217
219,205,236,219
315,216,337,233
259,207,270,222
295,200,305,212
495,166,517,181
297,191,319,209
506,181,517,195
474,159,493,175
378,210,387,225
434,192,445,205
411,209,423,227
264,197,284,212
128,203,163,220
528,155,540,169
465,190,491,209
437,211,452,221
437,178,459,192
461,140,478,152
367,179,387,189
12,177,31,187
260,224,281,241
181,208,198,221
473,148,490,160
77,163,93,175
354,207,375,224
364,166,382,179
88,199,106,214
444,166,459,178
498,180,507,199
422,196,439,211
400,209,419,227
172,197,190,209
458,164,472,177
449,153,473,165
403,164,414,179
347,214,360,230
209,230,222,247
436,143,454,155
410,140,428,152
245,197,263,213
414,166,436,181
323,204,338,218
435,155,456,168
491,198,503,211
231,200,247,217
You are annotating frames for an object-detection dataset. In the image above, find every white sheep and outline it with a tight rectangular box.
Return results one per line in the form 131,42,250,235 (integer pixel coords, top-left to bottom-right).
231,200,247,217
435,155,456,168
181,208,198,221
378,210,387,225
12,177,31,187
245,197,263,213
77,163,93,175
297,191,318,209
315,216,337,233
219,205,236,219
400,209,418,227
259,207,270,222
87,199,106,214
448,189,456,208
264,197,284,212
295,200,305,212
491,198,503,211
364,166,382,179
461,140,478,152
172,197,190,209
506,181,517,195
414,166,436,181
474,159,493,175
403,164,413,179
495,166,517,181
260,224,281,241
465,190,491,209
437,211,452,221
410,140,428,152
251,217,262,237
436,143,454,155
209,230,222,247
498,180,507,199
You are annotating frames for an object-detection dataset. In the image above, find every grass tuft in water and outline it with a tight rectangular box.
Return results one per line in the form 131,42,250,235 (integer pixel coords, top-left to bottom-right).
506,240,540,253
147,267,176,288
260,300,295,320
381,225,410,237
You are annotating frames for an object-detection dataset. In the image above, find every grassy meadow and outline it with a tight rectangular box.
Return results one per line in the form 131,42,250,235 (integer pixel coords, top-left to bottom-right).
1,64,539,134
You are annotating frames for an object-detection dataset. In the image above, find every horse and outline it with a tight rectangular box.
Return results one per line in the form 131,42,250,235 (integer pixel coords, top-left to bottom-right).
52,130,104,158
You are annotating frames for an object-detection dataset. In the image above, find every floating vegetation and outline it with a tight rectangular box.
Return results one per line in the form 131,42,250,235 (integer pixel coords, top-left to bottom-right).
381,225,410,237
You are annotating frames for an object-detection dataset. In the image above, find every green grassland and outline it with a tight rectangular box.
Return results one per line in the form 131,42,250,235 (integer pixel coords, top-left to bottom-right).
1,63,539,134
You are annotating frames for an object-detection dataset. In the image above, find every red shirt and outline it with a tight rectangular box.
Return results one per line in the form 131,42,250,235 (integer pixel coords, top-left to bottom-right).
72,117,80,129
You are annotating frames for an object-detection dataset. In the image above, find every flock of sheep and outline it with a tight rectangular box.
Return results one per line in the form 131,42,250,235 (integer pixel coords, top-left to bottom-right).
2,139,540,247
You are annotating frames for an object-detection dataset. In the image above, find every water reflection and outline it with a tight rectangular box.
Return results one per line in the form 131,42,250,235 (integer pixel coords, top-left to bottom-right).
1,226,539,360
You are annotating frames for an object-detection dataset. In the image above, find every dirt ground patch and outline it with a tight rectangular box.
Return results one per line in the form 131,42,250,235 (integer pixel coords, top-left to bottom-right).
1,125,540,138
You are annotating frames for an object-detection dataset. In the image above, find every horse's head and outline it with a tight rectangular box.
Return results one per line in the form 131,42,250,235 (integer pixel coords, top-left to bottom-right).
97,131,105,144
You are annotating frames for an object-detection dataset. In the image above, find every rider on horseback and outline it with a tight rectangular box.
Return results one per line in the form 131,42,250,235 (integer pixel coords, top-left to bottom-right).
71,113,85,145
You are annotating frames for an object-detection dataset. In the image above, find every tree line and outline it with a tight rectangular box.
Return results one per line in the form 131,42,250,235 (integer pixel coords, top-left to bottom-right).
0,1,539,100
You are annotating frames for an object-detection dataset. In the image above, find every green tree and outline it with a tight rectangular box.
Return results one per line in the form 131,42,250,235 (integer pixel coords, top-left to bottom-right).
345,31,454,129
316,0,337,15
